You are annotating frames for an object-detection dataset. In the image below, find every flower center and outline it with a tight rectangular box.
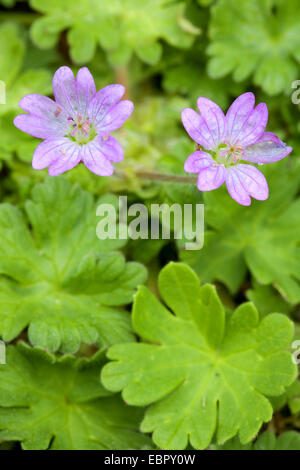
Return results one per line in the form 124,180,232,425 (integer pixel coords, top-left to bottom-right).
212,141,245,167
66,114,96,145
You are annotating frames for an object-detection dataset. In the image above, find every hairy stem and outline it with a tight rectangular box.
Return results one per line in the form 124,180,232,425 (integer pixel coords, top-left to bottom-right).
115,169,197,184
135,171,197,184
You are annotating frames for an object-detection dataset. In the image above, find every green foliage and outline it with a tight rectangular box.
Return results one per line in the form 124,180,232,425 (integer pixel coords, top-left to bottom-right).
102,263,296,450
181,161,300,303
247,281,292,317
0,23,52,166
163,63,229,108
29,0,197,65
162,45,244,109
0,343,150,450
0,177,147,352
0,23,51,115
208,0,300,95
213,431,300,450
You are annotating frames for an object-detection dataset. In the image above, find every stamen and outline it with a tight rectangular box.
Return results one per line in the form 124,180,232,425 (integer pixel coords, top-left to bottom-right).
215,140,245,167
66,114,95,144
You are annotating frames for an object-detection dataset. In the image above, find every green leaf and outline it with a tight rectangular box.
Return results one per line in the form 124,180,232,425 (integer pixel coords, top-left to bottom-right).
207,0,300,95
0,23,24,86
213,431,300,450
0,23,52,115
181,161,300,303
159,263,225,348
0,343,150,450
0,177,147,353
102,262,296,450
0,113,38,162
67,26,97,64
0,68,52,116
286,380,300,415
163,63,231,109
247,281,293,317
135,42,163,66
29,0,196,65
162,41,244,109
0,24,52,163
273,380,300,415
198,0,213,5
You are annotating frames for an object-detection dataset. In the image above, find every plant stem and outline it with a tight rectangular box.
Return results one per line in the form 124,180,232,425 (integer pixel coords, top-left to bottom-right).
115,169,197,184
135,171,197,184
115,66,130,100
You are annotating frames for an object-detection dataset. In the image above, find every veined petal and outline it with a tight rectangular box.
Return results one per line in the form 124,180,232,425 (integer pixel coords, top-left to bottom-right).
235,165,269,200
197,97,226,146
16,94,69,136
14,114,66,139
96,100,134,134
75,67,97,115
87,84,125,126
184,151,213,173
197,164,226,191
226,92,255,143
81,141,115,176
255,131,282,145
181,108,216,149
32,137,74,170
226,164,268,206
18,94,68,122
96,135,124,162
52,66,77,116
48,142,81,176
236,103,268,147
244,140,292,163
225,168,251,206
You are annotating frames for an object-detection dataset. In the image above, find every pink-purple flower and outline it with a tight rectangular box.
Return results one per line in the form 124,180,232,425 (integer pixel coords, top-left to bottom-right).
14,66,134,176
182,93,292,206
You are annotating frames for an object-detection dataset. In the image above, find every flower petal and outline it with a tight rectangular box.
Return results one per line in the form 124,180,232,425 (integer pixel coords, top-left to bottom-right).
197,164,226,191
14,113,65,139
197,97,226,146
181,108,215,149
32,138,75,170
236,103,268,147
48,142,81,176
244,140,292,163
226,92,255,143
226,164,269,206
52,66,77,116
87,84,125,127
255,132,282,145
15,94,69,138
184,151,213,173
81,141,115,176
225,168,251,206
75,67,97,115
96,100,134,134
96,135,124,162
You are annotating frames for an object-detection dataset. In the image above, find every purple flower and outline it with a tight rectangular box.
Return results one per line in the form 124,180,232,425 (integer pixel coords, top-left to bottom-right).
182,93,292,206
14,66,134,176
